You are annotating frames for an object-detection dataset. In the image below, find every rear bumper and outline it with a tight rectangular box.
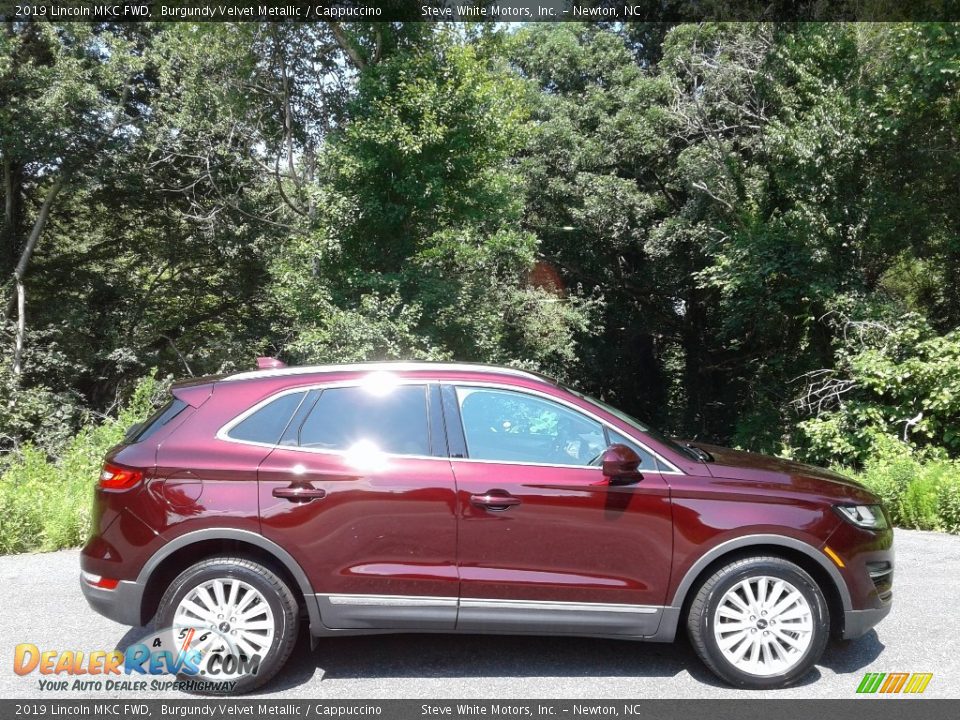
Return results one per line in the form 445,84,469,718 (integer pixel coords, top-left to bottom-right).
843,603,892,639
80,575,145,627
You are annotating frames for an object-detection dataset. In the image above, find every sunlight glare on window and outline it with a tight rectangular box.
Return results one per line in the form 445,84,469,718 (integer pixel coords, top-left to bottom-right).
344,439,389,472
361,371,400,397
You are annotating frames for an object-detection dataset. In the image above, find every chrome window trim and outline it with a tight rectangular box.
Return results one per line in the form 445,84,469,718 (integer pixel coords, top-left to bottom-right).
326,594,458,608
216,381,441,462
459,598,660,614
448,380,683,474
215,376,684,475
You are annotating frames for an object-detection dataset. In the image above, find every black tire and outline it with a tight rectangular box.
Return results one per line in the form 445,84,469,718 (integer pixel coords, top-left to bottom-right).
686,555,830,689
155,556,299,694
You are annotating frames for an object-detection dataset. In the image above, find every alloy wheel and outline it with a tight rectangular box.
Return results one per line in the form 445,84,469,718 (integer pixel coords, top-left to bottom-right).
712,575,814,677
172,577,276,677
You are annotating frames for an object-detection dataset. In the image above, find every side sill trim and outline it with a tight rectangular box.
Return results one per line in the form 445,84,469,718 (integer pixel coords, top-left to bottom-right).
314,593,665,636
318,593,662,614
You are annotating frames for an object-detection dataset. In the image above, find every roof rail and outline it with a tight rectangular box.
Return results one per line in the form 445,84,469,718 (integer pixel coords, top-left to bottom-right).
222,361,551,384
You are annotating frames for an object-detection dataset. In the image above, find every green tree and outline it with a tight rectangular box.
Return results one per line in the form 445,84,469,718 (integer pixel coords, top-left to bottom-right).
273,28,596,378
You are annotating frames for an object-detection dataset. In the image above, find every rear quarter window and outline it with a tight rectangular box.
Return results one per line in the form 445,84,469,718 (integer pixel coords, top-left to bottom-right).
226,391,307,445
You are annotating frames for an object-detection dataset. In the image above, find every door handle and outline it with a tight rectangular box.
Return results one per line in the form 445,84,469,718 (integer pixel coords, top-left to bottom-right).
470,491,521,512
272,485,326,502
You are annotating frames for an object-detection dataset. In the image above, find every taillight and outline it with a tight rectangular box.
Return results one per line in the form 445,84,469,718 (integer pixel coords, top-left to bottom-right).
98,462,143,491
81,571,119,589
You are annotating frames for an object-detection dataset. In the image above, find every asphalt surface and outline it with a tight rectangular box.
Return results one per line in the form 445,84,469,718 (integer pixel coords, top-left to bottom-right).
1,529,957,699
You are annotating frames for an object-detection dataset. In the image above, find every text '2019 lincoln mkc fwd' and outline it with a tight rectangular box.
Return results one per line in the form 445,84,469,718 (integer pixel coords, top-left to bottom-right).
81,361,893,691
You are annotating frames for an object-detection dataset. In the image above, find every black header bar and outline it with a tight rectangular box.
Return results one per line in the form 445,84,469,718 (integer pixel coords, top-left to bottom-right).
2,1,960,23
0,700,959,720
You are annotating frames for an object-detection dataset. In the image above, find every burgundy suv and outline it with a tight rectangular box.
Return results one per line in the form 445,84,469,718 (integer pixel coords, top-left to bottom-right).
81,362,893,691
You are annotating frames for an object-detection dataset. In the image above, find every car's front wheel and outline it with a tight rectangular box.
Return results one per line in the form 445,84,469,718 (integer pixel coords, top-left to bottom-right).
155,556,299,694
687,555,830,688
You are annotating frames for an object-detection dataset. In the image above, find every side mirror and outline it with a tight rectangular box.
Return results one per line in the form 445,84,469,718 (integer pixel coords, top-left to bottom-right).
601,444,644,486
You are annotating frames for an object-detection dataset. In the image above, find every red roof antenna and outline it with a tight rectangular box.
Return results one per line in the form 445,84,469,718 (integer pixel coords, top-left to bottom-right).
256,356,287,370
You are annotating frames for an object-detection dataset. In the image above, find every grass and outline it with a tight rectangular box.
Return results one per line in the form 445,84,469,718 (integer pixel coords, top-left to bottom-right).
0,377,166,554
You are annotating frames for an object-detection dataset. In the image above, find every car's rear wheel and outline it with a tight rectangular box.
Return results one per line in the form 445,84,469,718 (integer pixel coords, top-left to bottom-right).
155,556,299,694
686,556,830,688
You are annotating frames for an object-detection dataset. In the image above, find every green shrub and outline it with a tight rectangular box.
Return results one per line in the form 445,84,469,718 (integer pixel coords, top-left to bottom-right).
796,313,960,467
901,475,941,530
839,435,960,533
937,479,960,533
0,376,168,554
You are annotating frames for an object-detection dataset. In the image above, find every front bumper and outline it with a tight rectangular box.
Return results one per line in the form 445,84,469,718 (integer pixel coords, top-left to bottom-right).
80,575,145,627
823,518,894,639
843,603,892,639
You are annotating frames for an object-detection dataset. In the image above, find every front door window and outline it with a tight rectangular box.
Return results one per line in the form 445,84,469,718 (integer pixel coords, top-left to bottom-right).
455,387,605,466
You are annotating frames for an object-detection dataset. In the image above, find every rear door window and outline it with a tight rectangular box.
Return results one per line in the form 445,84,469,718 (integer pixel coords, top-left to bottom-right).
298,385,430,456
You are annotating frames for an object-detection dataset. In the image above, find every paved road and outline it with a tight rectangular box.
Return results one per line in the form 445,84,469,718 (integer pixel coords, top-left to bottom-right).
1,529,957,699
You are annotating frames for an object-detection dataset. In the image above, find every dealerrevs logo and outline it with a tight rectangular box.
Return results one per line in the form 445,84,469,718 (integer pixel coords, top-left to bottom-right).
856,672,933,694
13,627,260,693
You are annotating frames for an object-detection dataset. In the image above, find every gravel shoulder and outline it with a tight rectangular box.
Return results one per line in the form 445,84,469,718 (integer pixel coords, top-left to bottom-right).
1,529,957,699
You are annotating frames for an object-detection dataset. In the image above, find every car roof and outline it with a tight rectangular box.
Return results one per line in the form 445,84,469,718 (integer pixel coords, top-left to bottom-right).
219,361,557,386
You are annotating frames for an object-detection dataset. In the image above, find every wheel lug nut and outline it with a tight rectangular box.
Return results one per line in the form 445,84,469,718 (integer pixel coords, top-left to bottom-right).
763,631,769,636
750,628,757,633
761,611,767,616
218,615,223,620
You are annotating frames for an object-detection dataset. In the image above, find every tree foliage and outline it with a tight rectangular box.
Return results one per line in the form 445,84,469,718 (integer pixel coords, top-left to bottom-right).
1,21,959,478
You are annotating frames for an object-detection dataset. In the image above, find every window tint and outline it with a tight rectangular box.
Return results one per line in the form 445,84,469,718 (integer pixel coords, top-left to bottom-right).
456,387,605,466
298,385,430,456
129,399,188,443
228,391,306,445
607,428,659,470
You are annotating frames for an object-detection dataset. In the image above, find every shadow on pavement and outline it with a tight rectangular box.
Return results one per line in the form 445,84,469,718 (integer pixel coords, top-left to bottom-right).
819,631,885,674
115,623,155,653
258,632,738,693
110,625,886,695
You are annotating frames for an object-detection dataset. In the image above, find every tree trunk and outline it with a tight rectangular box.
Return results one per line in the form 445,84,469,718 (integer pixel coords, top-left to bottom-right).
2,158,23,273
3,175,66,379
681,288,708,438
329,22,367,70
11,279,23,375
3,175,65,325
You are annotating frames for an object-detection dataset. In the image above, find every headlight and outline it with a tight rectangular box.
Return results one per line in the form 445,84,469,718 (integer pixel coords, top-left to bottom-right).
835,504,888,530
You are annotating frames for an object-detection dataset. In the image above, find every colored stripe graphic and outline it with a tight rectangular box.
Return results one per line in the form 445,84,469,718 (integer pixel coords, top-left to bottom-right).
903,673,933,694
857,672,932,694
857,672,885,693
880,673,909,693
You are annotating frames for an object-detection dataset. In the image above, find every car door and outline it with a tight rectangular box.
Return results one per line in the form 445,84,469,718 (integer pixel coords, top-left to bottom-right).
444,384,674,637
254,381,459,630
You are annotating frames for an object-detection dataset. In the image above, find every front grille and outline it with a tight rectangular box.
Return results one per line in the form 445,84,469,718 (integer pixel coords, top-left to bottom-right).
867,561,893,602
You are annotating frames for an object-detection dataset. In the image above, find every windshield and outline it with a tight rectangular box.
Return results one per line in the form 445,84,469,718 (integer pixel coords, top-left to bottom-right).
563,386,697,460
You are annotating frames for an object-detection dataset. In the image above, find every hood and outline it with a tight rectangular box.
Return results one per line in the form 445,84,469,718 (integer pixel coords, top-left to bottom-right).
690,442,878,504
